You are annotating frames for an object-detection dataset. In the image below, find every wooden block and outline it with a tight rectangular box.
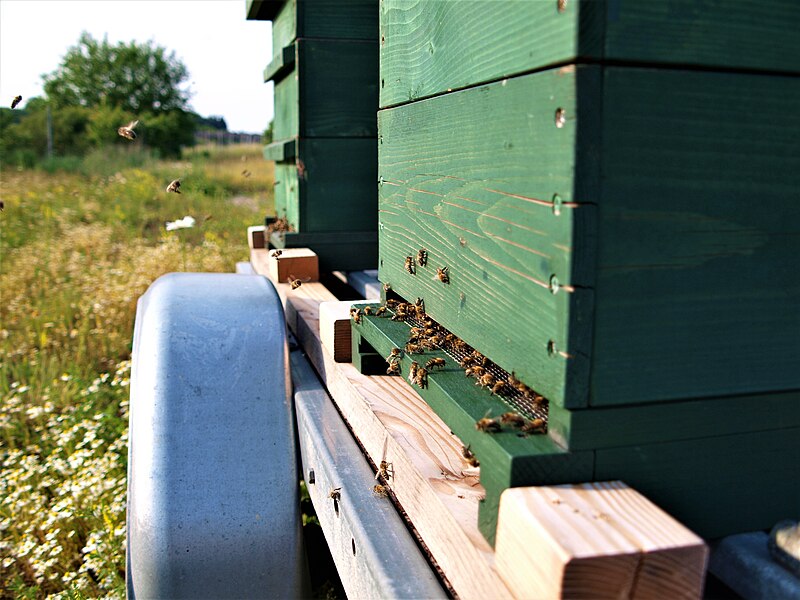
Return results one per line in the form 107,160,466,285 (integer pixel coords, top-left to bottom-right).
495,482,708,600
319,300,373,362
247,225,266,249
268,247,319,283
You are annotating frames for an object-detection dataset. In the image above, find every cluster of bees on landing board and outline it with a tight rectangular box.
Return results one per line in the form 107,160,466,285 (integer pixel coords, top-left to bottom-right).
350,293,548,437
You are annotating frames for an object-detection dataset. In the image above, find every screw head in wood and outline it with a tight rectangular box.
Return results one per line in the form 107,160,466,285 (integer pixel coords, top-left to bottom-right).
552,193,562,216
547,340,558,356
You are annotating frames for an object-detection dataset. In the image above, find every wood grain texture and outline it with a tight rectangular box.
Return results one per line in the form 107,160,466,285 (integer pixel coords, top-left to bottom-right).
272,39,378,139
495,483,707,600
378,65,599,409
380,0,800,108
379,64,800,409
250,248,514,599
595,428,800,539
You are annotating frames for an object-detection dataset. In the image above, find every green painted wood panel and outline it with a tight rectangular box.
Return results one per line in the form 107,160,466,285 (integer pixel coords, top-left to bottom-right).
270,39,377,139
595,428,800,539
549,390,800,451
259,0,376,48
590,68,800,406
379,64,800,410
273,162,299,229
378,66,601,409
380,0,800,108
295,138,377,234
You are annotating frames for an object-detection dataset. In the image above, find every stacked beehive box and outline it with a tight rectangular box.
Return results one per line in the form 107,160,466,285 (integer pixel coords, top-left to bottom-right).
352,0,800,544
247,0,378,271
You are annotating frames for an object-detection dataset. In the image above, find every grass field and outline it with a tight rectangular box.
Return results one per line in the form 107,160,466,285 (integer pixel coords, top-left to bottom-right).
0,144,272,598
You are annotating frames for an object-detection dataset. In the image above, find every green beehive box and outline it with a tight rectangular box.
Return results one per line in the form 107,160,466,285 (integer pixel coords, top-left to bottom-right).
379,0,800,108
249,0,379,271
352,57,800,544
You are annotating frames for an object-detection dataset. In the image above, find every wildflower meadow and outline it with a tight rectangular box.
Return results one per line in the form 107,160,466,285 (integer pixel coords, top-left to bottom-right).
0,144,271,597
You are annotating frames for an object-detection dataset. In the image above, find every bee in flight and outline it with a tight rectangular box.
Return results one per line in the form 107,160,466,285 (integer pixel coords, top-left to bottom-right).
117,120,139,140
166,179,181,194
11,95,22,109
270,249,283,258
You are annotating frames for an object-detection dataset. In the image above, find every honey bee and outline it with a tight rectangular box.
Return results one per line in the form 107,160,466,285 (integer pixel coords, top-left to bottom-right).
462,444,480,468
415,367,429,389
475,411,502,433
491,381,506,396
165,179,181,194
117,120,139,140
242,169,252,178
436,266,450,284
405,342,423,354
425,357,446,370
289,277,304,290
417,248,428,267
11,95,22,109
386,361,401,375
329,487,342,501
409,327,424,337
426,335,443,348
390,312,407,322
520,418,546,435
375,306,387,317
385,299,399,309
375,460,394,481
383,283,392,292
270,249,283,258
408,361,419,384
351,308,363,324
465,366,485,378
452,339,468,352
460,356,475,369
386,347,401,363
404,256,416,275
500,412,526,428
478,373,496,388
363,305,373,316
372,484,389,498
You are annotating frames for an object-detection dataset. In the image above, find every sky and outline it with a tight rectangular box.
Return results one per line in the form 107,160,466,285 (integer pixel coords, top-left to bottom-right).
0,0,274,133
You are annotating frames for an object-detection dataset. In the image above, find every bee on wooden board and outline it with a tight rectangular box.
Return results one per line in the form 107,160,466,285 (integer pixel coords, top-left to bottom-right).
491,381,506,396
404,256,416,275
386,347,401,363
465,365,485,378
11,95,22,109
385,298,399,309
270,249,283,258
415,367,429,389
436,266,450,284
477,373,496,388
500,412,526,428
405,342,423,354
475,411,502,433
408,361,420,384
375,460,394,481
289,276,309,290
166,179,181,194
417,248,428,267
462,444,480,468
117,120,139,140
372,484,390,498
425,357,446,371
351,308,363,324
363,305,373,316
386,361,401,375
520,418,546,435
375,306,387,317
383,282,392,292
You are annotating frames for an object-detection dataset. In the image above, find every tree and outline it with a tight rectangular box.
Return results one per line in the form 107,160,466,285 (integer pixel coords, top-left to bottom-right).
43,32,191,114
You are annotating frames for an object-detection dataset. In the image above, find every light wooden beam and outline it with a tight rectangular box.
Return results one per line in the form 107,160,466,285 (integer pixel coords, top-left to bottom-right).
495,482,708,599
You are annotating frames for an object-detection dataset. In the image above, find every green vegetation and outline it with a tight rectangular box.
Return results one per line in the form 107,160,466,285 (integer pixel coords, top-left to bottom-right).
0,144,272,597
